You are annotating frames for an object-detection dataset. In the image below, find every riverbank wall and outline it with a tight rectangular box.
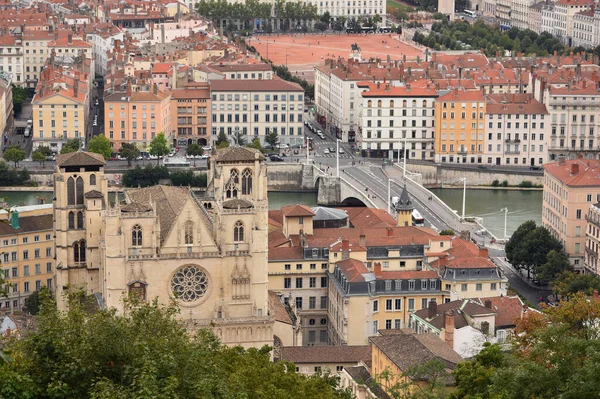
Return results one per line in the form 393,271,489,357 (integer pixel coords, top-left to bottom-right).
405,162,543,186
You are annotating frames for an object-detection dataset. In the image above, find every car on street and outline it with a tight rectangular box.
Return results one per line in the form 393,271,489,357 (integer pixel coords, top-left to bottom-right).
269,154,284,162
94,99,99,106
329,147,335,153
338,148,344,154
277,143,289,149
477,165,488,169
323,148,330,154
530,165,543,170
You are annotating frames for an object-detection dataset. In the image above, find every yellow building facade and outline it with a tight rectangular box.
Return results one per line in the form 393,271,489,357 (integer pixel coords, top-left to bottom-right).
434,88,486,164
0,204,55,313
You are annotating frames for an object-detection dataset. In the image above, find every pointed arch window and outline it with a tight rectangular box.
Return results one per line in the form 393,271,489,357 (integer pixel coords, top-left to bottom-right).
77,211,84,229
241,168,252,195
184,220,194,245
230,168,239,184
132,224,142,247
68,211,75,229
76,177,84,205
67,177,75,205
73,240,86,263
226,183,238,199
90,174,96,186
234,221,244,242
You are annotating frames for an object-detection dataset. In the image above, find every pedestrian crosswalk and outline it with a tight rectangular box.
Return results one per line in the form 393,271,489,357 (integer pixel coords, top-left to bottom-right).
316,153,356,159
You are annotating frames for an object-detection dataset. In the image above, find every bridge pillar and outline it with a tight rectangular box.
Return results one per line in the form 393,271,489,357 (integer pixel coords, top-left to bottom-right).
317,176,341,205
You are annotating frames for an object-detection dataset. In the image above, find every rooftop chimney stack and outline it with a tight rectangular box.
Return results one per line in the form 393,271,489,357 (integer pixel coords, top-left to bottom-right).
444,310,455,348
428,300,438,319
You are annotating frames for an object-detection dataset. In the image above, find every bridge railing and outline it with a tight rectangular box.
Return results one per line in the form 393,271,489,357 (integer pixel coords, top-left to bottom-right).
312,164,377,208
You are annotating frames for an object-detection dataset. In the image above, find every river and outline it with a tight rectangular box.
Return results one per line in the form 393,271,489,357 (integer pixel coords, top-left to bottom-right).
0,189,541,238
429,188,543,238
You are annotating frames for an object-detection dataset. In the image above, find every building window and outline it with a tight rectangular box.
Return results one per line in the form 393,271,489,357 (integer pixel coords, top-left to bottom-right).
68,211,75,229
77,212,84,229
372,320,378,334
461,283,468,291
373,300,378,312
394,319,402,329
395,298,402,310
90,174,96,185
67,177,75,205
476,283,483,291
385,319,392,329
234,221,244,242
128,281,147,301
184,221,194,245
491,282,497,290
386,299,392,310
296,278,303,288
241,168,252,195
171,266,208,302
309,277,316,288
408,298,415,311
76,177,84,205
309,296,316,309
320,296,327,308
73,240,86,263
284,264,291,270
132,225,142,247
284,278,291,288
295,297,303,309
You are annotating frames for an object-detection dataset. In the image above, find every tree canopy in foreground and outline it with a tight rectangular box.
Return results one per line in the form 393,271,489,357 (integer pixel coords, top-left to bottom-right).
0,292,350,399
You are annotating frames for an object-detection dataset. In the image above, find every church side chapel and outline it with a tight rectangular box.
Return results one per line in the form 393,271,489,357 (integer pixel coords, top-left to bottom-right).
53,148,297,348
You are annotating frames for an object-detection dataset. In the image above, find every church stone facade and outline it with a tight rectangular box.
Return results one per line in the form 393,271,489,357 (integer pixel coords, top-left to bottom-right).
54,148,294,348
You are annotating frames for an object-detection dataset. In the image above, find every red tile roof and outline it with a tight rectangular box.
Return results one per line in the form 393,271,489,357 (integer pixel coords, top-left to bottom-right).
268,246,304,261
431,237,495,269
478,296,524,327
486,94,548,115
437,88,486,102
543,159,600,187
282,204,314,217
337,258,370,282
358,81,438,98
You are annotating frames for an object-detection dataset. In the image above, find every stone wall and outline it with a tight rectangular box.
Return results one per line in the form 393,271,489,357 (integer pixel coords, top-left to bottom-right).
405,163,543,186
266,163,316,191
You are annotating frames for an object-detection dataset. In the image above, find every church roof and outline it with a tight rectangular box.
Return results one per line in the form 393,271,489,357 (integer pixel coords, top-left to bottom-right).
84,190,104,199
311,206,348,221
282,204,314,217
121,202,152,212
222,198,253,209
126,185,191,240
215,146,264,162
56,151,106,167
395,185,413,211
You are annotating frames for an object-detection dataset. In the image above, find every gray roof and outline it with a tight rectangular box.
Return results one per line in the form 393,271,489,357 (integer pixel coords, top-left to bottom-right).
395,185,413,211
311,206,348,221
215,146,264,162
57,151,105,167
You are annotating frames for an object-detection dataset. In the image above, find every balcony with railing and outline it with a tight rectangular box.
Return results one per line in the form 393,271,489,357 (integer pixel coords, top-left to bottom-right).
457,149,468,155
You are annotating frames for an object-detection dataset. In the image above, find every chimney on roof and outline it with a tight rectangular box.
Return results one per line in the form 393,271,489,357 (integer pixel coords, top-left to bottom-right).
484,299,492,309
373,262,382,278
359,234,366,247
558,155,566,165
54,31,58,41
444,310,455,348
68,33,72,45
387,227,393,237
377,81,380,90
428,300,438,319
73,79,78,98
126,81,132,97
153,83,158,95
571,163,579,175
438,255,447,267
479,246,488,258
341,239,350,260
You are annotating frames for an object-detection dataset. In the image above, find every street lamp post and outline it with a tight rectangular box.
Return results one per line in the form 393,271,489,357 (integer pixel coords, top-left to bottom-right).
403,138,407,177
387,178,391,215
336,139,340,177
306,137,311,166
501,207,508,240
460,177,467,220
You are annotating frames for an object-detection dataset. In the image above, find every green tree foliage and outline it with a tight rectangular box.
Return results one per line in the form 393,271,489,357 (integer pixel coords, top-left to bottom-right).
122,165,169,188
451,343,507,399
87,134,112,161
332,17,346,31
31,150,47,167
2,147,25,167
505,221,562,279
24,287,52,315
169,170,207,187
36,146,52,157
12,85,28,115
536,249,572,285
439,229,455,236
373,359,453,399
265,130,280,149
315,21,328,32
149,133,170,164
216,131,230,149
319,11,331,24
120,143,140,167
60,138,81,154
348,18,362,32
413,20,566,57
553,271,600,298
186,143,203,167
0,161,29,186
246,137,264,153
0,291,350,398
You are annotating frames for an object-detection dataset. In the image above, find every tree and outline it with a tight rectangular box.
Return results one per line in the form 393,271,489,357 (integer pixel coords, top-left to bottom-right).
372,13,382,26
32,149,47,168
373,359,453,399
505,221,562,279
320,11,331,25
216,131,230,149
452,343,507,399
61,138,81,154
0,161,29,186
120,143,140,167
88,134,112,161
332,17,346,31
553,271,600,299
315,21,328,32
265,130,280,149
0,291,351,398
536,249,571,285
149,132,170,164
186,143,203,167
348,18,362,32
2,147,25,168
24,287,51,315
246,137,264,153
36,146,52,157
12,85,28,115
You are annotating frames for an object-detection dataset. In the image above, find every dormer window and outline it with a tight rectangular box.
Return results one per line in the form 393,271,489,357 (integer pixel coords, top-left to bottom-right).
312,248,318,258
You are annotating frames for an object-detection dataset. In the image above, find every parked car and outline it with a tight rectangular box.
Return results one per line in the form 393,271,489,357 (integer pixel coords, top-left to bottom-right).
323,148,330,154
276,143,289,149
477,165,488,169
269,154,284,162
338,148,344,154
329,147,335,153
530,165,543,170
94,99,99,106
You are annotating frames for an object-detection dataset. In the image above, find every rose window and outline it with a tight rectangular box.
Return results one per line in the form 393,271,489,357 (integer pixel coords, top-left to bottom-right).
171,266,208,302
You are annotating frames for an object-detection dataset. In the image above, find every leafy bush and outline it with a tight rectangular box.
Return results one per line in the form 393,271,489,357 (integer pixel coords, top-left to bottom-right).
170,170,207,187
518,180,533,188
502,180,509,187
492,180,500,187
123,165,169,188
439,229,455,235
0,161,30,186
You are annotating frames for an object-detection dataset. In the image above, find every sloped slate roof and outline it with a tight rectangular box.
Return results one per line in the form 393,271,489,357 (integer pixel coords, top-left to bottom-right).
84,190,104,199
311,206,348,221
57,151,105,167
222,198,253,209
215,146,264,162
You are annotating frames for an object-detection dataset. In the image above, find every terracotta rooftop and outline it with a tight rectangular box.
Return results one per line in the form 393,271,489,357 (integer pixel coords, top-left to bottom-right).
280,345,371,365
413,299,495,331
478,296,524,327
268,291,293,325
543,159,600,187
486,93,548,115
211,63,272,72
0,214,53,236
282,204,314,218
437,88,486,102
358,81,438,98
210,79,303,92
84,190,104,199
57,151,105,167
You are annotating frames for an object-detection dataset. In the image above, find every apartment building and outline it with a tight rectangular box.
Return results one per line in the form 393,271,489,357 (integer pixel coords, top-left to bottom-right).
512,0,537,29
0,72,12,135
315,59,404,143
305,0,385,24
542,158,600,269
104,83,171,150
170,85,211,147
541,2,559,37
85,23,124,76
434,88,486,164
584,202,600,275
357,81,438,161
210,63,273,80
572,8,600,49
48,33,94,76
553,0,594,46
0,204,55,313
529,2,545,34
32,57,91,152
544,81,600,160
484,93,549,166
210,79,304,147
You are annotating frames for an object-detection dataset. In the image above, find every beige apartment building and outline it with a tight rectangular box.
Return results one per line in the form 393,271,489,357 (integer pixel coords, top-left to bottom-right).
170,85,211,147
543,158,600,269
0,204,55,313
104,83,171,151
584,202,600,275
210,79,304,147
